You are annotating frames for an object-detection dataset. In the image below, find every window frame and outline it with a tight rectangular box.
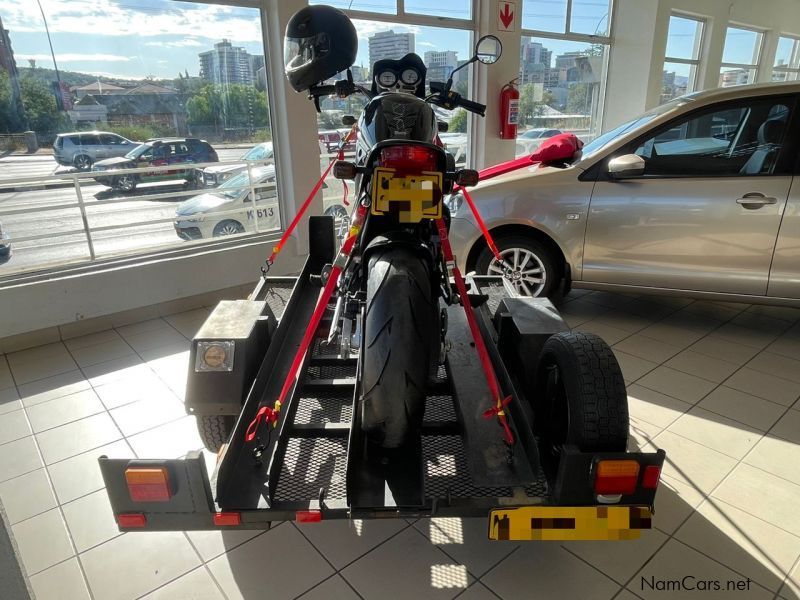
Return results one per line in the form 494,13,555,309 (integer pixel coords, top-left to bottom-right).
719,24,765,87
521,0,613,39
773,34,800,82
661,13,706,101
601,94,799,180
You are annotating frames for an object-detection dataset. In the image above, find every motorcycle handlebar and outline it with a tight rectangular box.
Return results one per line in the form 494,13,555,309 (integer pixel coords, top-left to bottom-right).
457,97,486,117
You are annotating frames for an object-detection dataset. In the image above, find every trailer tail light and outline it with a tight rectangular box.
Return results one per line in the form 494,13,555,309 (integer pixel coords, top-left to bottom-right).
213,512,241,527
117,513,147,528
642,465,661,489
125,466,171,502
380,146,438,172
296,510,322,523
594,460,640,495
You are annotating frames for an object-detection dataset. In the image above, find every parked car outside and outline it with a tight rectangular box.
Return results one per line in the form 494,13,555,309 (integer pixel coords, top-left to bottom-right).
0,220,10,256
174,166,279,239
448,81,800,305
53,131,139,170
196,142,274,188
519,128,563,140
91,138,218,192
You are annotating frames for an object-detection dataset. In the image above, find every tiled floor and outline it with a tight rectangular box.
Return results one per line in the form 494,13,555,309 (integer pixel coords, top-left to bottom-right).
0,293,799,600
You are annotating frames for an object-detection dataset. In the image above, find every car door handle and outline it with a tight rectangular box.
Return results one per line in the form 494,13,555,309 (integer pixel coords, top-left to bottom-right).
736,193,778,209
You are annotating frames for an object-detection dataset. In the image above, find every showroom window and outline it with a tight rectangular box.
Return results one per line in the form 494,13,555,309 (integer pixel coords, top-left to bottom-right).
661,14,705,104
773,35,800,81
719,25,764,87
517,0,611,155
626,97,793,177
0,0,278,278
309,1,475,214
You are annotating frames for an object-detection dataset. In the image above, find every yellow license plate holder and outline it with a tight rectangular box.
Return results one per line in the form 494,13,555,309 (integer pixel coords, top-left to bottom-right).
488,506,652,541
371,167,443,224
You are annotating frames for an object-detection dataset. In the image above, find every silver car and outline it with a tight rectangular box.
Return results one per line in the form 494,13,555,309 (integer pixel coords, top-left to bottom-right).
53,131,139,170
448,81,800,306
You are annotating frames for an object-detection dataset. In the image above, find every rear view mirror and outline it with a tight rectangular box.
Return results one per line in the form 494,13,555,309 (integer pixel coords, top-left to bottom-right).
608,154,645,179
475,35,502,64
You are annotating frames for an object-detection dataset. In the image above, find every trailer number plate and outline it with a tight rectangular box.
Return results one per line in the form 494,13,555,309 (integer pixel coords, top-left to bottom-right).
488,506,652,541
371,168,443,224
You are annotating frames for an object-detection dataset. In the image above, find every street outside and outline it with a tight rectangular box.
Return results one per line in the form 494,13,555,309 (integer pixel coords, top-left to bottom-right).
0,147,344,276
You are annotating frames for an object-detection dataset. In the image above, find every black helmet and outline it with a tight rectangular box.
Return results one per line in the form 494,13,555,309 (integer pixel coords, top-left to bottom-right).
284,5,357,93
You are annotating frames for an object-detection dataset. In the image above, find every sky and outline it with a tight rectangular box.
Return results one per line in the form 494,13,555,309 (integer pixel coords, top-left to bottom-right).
1,0,612,82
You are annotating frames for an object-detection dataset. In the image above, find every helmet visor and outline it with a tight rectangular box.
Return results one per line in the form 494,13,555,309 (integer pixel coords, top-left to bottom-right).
284,32,331,72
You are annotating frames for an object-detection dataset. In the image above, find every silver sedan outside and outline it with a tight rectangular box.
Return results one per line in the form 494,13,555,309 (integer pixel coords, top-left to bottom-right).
447,81,800,306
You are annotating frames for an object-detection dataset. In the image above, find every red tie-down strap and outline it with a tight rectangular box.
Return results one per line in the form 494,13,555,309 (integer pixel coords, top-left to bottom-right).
266,125,358,268
452,133,584,266
435,217,515,446
246,201,369,442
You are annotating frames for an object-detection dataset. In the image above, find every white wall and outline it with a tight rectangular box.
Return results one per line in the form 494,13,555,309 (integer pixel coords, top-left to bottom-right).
604,0,800,130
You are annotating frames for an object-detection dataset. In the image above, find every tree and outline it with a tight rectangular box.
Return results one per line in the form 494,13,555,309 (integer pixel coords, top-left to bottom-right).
517,84,554,127
0,71,17,133
19,76,68,134
186,83,269,133
566,82,591,115
448,109,467,133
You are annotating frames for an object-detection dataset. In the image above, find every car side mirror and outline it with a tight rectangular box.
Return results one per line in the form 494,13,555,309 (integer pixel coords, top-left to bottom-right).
342,115,356,126
607,154,645,180
438,121,449,133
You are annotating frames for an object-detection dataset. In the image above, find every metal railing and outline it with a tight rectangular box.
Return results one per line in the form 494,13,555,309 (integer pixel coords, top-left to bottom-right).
0,158,282,276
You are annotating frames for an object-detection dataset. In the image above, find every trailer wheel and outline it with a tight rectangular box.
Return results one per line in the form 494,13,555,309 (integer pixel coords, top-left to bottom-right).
361,246,434,449
197,415,235,452
533,332,628,453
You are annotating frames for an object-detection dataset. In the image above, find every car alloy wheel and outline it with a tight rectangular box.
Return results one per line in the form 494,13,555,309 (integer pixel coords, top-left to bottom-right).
117,175,136,192
488,247,547,297
73,155,92,171
214,220,245,236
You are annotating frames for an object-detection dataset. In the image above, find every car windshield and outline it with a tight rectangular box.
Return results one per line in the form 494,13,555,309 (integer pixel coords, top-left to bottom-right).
218,172,251,198
580,97,693,158
242,145,272,161
124,143,152,159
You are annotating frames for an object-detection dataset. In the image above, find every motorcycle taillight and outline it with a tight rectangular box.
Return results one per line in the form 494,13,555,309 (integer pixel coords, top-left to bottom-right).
380,146,438,173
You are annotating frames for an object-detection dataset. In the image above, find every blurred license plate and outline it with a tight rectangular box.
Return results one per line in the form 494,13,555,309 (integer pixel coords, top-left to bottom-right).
371,168,442,223
488,506,652,541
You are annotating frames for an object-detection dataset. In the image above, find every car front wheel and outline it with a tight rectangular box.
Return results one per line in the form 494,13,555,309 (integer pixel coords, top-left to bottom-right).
475,235,558,298
114,174,137,192
73,155,93,171
213,220,245,237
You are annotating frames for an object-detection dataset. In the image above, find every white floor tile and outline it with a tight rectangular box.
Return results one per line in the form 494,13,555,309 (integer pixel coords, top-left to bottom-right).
208,523,333,600
140,567,225,600
29,557,90,600
17,370,91,407
0,435,44,482
664,350,740,383
743,435,800,486
0,468,57,524
0,386,22,415
298,575,361,600
627,384,693,429
81,531,201,600
297,517,407,569
698,386,786,431
637,366,718,404
482,543,619,600
614,334,683,364
35,412,122,464
0,408,32,444
651,431,738,493
668,407,762,460
723,368,800,406
109,394,185,437
185,529,263,563
7,343,78,385
651,474,706,535
11,508,74,575
62,489,122,552
69,338,135,368
341,526,471,599
25,389,105,433
47,439,134,504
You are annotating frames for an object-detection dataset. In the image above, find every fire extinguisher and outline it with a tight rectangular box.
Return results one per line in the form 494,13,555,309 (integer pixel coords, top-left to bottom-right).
499,79,520,139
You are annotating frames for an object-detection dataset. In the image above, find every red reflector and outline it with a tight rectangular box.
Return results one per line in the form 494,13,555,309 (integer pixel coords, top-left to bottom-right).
213,512,241,527
117,513,147,528
296,510,322,523
594,460,640,495
125,467,171,502
642,465,661,489
380,146,438,172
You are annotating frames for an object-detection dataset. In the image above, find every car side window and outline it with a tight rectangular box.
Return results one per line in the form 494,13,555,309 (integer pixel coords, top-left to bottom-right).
628,98,794,177
101,134,121,145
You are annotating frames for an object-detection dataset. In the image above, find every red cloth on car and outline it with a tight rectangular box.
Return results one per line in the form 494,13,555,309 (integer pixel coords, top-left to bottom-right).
476,133,584,182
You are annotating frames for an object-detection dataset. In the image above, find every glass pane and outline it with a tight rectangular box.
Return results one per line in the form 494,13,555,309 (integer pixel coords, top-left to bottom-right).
522,0,568,34
633,99,791,176
772,69,800,82
721,27,762,66
318,21,473,216
569,0,611,36
665,15,703,61
719,66,757,87
0,0,278,277
774,36,800,69
660,61,696,104
309,0,397,15
517,36,607,156
405,0,471,20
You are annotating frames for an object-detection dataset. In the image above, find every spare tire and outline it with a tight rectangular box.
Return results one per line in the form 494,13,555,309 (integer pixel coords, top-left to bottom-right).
533,331,628,453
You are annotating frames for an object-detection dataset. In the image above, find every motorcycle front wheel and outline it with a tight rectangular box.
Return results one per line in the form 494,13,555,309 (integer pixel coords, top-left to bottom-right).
361,245,435,449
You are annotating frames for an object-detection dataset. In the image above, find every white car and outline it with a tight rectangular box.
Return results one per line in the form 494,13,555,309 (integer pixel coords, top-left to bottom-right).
196,142,274,187
175,167,279,239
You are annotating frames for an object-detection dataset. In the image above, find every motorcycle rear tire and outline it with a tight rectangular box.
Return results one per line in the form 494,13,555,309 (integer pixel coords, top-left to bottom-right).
361,246,434,449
